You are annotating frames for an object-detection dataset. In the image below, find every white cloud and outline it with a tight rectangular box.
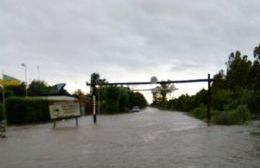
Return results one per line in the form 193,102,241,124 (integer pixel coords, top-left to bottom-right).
0,0,259,100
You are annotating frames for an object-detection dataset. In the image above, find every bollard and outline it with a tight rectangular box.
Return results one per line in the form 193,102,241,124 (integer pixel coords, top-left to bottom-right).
53,120,56,128
76,117,79,127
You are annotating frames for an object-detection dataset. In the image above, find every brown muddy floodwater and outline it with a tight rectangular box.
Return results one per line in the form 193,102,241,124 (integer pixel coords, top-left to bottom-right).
0,108,260,168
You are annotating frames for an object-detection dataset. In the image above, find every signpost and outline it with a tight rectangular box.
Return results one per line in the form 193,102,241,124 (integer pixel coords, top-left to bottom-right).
49,102,80,128
150,76,158,84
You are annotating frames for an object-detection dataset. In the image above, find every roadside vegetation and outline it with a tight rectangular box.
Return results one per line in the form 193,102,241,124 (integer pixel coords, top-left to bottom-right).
85,73,148,115
0,73,148,124
152,44,260,125
0,81,70,124
6,97,50,124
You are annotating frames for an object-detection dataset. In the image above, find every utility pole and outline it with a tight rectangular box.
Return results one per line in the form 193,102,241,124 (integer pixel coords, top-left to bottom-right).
207,74,211,126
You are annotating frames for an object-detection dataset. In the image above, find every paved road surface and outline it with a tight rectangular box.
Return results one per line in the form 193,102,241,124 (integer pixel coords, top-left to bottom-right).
0,108,259,168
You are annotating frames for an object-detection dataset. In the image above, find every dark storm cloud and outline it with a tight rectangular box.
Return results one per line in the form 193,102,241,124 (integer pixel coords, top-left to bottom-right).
0,0,260,93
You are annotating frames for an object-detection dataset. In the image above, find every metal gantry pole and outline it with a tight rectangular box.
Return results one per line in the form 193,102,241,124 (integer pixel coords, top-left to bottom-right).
98,87,100,115
86,75,214,125
207,74,211,126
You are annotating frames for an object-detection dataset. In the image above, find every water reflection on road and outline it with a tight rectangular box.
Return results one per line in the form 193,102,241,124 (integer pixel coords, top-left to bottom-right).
0,108,259,168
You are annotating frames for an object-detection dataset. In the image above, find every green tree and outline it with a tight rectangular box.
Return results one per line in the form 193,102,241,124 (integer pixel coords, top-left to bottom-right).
251,44,260,90
159,81,175,103
4,83,26,97
212,70,227,90
174,94,192,111
226,51,252,89
151,86,162,106
104,86,121,113
89,73,148,113
254,44,260,60
73,89,86,104
212,89,232,111
129,91,148,108
28,80,49,96
90,73,107,95
151,82,175,106
193,89,208,107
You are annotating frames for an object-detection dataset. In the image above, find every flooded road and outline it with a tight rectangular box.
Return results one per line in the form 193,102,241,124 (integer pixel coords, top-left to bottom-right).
0,108,259,168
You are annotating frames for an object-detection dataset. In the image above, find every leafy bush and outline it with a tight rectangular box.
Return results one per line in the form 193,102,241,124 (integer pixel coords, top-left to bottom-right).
6,97,50,124
232,105,251,123
189,104,207,120
213,105,251,125
247,90,260,117
128,92,148,109
212,89,232,111
169,94,193,111
212,111,234,125
189,104,251,125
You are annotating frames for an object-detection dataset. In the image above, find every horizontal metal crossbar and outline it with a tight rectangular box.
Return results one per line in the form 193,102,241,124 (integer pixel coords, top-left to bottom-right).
86,78,214,86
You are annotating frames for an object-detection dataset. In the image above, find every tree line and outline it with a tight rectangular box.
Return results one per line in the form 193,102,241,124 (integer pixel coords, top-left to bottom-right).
84,73,148,114
0,73,148,122
152,44,260,125
0,80,70,98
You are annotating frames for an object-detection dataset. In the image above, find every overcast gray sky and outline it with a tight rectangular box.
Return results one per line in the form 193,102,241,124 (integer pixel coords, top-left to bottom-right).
1,0,260,102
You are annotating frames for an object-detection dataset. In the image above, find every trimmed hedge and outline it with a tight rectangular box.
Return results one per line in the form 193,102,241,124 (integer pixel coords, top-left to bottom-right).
0,103,2,121
6,97,50,124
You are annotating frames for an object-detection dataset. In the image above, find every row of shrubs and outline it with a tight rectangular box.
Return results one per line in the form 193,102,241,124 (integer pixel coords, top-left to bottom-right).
189,104,251,125
5,97,50,125
155,88,258,125
0,103,3,121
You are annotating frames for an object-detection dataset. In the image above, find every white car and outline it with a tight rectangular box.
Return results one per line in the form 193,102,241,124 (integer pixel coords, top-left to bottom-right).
131,106,140,112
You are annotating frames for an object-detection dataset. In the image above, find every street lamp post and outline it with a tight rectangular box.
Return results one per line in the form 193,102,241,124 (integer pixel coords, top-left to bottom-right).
37,65,40,80
21,63,28,97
